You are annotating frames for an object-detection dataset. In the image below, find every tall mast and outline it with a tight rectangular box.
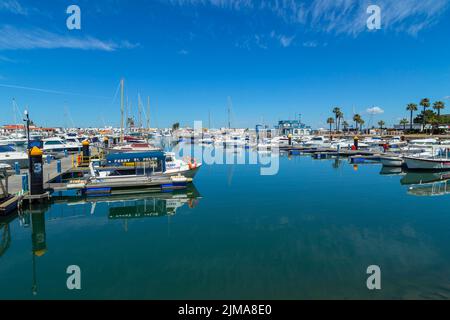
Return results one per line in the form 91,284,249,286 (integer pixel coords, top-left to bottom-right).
227,96,232,129
12,98,17,125
120,78,124,143
138,93,142,130
147,96,150,131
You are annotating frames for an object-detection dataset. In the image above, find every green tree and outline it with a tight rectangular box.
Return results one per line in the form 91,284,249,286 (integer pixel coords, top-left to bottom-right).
399,118,409,130
332,107,341,131
172,122,180,131
406,103,418,131
342,121,349,132
433,101,445,117
359,119,365,132
420,98,431,131
378,120,385,130
353,114,361,132
327,117,335,136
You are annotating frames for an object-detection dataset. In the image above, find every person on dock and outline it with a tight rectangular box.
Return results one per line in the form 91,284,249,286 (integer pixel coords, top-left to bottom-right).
353,136,359,150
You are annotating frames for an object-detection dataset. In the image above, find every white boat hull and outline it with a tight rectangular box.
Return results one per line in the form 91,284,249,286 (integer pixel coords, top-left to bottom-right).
405,157,450,170
0,156,29,169
380,157,404,167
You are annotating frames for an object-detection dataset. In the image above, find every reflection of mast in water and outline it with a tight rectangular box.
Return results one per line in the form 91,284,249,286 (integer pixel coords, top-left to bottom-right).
0,220,11,258
29,205,48,296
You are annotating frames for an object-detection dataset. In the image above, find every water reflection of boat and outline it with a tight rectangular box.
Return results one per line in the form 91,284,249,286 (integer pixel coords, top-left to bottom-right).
400,171,450,185
0,213,17,258
401,171,450,197
54,185,201,219
379,166,405,176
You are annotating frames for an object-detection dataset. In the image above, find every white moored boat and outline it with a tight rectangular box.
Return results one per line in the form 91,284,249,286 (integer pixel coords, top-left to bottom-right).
379,156,404,167
0,144,29,168
404,156,450,170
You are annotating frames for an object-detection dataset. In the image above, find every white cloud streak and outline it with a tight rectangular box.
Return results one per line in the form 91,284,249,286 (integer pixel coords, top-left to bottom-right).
168,0,449,36
0,0,28,15
0,25,139,51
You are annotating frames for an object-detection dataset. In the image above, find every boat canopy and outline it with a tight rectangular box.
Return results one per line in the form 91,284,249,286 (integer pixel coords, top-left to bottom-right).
106,151,167,171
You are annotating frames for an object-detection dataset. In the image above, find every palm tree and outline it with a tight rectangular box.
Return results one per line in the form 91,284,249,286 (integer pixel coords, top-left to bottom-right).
353,114,361,132
332,107,341,131
406,103,418,131
378,120,385,130
400,118,409,130
342,121,349,132
433,101,445,117
420,98,430,131
359,119,365,133
327,117,335,136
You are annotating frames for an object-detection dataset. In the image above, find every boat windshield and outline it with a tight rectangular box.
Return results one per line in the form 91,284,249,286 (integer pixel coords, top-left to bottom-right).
0,145,16,152
45,140,64,145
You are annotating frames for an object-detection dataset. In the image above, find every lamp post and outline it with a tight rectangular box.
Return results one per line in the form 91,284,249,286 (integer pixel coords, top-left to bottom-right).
23,110,32,173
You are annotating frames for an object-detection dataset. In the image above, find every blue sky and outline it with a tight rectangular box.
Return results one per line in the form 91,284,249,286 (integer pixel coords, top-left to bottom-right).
1,0,450,129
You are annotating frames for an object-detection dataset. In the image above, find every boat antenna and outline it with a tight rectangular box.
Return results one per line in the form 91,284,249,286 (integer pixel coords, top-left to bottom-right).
120,78,124,144
147,96,150,131
227,96,232,129
138,93,143,130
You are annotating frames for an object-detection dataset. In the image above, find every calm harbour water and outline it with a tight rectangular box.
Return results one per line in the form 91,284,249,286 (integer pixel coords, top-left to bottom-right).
1,150,450,300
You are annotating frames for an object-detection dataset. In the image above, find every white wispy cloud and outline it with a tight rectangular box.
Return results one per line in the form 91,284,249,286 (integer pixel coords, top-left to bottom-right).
367,106,385,115
167,0,449,36
278,34,295,47
0,0,28,15
0,25,139,51
302,40,319,48
0,54,17,63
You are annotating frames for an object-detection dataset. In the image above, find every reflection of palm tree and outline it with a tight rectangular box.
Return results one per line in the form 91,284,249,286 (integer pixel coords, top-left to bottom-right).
332,158,342,169
406,103,417,131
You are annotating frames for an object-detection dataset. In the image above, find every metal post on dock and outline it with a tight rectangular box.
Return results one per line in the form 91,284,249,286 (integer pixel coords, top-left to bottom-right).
57,160,62,183
14,162,20,175
22,174,29,193
29,147,44,196
82,140,90,165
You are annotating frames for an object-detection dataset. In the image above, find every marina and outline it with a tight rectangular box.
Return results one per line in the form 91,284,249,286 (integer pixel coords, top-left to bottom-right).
2,0,450,305
1,145,450,299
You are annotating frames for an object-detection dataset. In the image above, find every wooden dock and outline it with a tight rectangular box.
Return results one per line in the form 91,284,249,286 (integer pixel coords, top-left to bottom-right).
7,155,76,195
